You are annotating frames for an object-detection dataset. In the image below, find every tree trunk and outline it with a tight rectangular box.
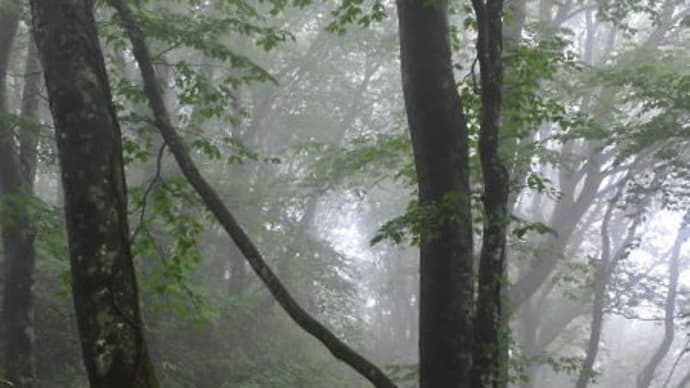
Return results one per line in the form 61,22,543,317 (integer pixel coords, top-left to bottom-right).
18,41,42,184
104,1,396,387
636,212,690,388
575,173,645,388
396,1,475,386
471,1,509,387
517,301,540,388
28,1,159,387
509,156,604,309
0,37,42,388
0,2,39,387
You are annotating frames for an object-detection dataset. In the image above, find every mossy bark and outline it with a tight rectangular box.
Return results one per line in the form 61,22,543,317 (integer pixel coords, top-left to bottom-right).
28,1,159,387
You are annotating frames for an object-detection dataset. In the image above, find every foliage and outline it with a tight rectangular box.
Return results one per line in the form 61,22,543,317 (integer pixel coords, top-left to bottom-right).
326,0,386,34
3,0,690,386
385,363,418,387
130,177,218,323
370,192,475,246
597,0,665,31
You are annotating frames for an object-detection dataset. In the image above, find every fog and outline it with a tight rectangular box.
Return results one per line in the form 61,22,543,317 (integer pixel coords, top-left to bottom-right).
1,0,689,387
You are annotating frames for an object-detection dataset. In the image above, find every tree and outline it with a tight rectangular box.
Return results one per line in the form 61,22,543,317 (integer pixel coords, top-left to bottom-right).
575,170,649,388
396,0,508,386
396,0,474,386
106,0,397,386
28,0,158,386
28,0,398,386
471,1,510,386
0,1,41,386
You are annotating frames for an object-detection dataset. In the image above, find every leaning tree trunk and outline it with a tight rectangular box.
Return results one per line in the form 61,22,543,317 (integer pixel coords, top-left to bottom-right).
396,1,475,386
28,1,159,387
105,1,397,387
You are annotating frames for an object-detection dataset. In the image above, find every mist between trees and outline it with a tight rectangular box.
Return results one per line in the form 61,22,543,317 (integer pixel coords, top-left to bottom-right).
1,0,689,387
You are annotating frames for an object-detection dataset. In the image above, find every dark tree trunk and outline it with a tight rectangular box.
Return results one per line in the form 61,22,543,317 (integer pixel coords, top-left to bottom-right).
0,39,42,388
471,1,509,387
28,1,158,387
0,2,40,387
396,1,475,386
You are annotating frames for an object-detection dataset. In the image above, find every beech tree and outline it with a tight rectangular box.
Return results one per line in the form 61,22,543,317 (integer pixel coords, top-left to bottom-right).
396,0,475,385
29,0,396,386
397,0,509,386
28,0,158,386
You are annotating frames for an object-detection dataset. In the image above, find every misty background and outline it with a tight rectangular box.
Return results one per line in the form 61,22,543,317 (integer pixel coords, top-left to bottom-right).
1,0,690,387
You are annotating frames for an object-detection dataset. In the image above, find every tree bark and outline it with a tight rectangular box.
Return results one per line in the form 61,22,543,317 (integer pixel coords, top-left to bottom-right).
18,42,42,184
0,38,42,388
396,0,475,386
105,1,396,387
0,2,39,387
28,1,159,387
471,1,509,388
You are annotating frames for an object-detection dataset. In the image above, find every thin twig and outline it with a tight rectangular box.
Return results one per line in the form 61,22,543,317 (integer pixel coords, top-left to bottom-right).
129,142,166,245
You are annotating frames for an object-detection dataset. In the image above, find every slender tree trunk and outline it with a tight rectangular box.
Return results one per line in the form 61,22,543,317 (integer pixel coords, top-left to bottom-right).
105,1,396,387
508,5,618,313
575,272,606,388
471,1,510,387
636,212,690,388
28,1,159,387
503,0,531,218
0,0,21,373
18,42,42,183
1,2,40,387
659,339,690,388
0,38,42,388
510,157,604,308
396,0,474,386
517,301,540,388
575,173,645,388
0,0,20,84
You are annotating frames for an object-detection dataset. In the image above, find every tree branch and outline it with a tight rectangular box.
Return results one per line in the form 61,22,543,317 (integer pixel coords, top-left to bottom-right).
106,1,396,387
